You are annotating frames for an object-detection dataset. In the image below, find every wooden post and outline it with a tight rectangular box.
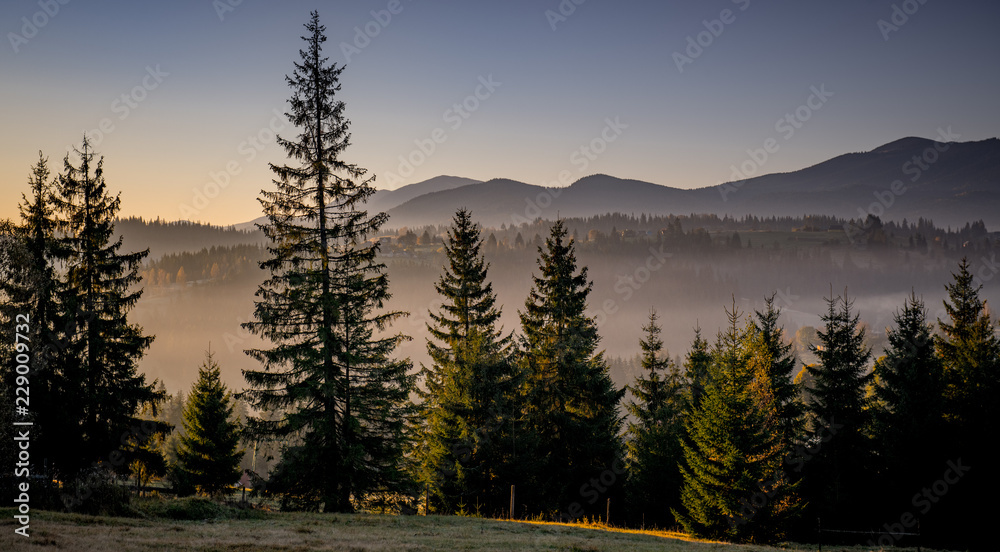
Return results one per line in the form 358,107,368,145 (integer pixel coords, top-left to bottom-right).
917,519,921,552
424,481,429,516
817,518,822,552
606,498,610,526
509,485,516,520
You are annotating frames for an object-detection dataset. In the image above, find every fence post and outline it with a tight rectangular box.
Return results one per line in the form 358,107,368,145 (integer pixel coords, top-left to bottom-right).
510,485,515,520
817,517,822,552
606,498,610,526
917,519,921,552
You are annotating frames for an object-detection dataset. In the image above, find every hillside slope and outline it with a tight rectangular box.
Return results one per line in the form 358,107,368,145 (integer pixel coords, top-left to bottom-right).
383,137,1000,228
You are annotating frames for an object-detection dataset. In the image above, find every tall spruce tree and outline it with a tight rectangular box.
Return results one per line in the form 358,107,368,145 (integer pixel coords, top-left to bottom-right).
0,154,65,473
872,292,946,517
683,327,712,410
675,302,799,543
415,208,523,515
746,295,803,455
240,11,413,512
932,259,999,548
936,258,1000,435
519,220,624,517
175,350,244,495
624,309,685,528
802,291,873,527
51,137,164,480
425,209,508,363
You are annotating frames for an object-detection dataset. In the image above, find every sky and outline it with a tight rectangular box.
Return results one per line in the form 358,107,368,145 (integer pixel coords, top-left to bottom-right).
1,0,998,226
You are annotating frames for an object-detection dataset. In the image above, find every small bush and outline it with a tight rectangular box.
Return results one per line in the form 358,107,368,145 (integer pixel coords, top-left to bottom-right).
60,470,136,517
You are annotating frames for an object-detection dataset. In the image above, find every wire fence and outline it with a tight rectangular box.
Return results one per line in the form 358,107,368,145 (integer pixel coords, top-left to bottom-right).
817,518,922,552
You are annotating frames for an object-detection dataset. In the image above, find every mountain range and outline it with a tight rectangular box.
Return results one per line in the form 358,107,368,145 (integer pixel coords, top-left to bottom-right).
234,136,1000,231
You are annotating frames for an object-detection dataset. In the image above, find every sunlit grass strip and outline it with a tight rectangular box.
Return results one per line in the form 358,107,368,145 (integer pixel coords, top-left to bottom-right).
499,517,727,545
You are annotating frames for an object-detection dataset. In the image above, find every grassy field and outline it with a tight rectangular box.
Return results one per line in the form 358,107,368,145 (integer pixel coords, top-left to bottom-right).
0,500,937,552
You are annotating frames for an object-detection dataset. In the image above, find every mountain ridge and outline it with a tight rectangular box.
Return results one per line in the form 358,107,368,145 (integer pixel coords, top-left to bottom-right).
226,136,1000,230
384,136,1000,229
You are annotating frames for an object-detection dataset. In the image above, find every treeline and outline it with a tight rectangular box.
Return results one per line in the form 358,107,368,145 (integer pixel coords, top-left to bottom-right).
404,209,998,550
383,212,997,258
141,244,267,287
115,216,263,260
128,212,996,295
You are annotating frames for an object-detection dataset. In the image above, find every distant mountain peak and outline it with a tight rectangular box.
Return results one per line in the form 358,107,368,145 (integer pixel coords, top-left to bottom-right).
870,136,940,154
570,173,618,187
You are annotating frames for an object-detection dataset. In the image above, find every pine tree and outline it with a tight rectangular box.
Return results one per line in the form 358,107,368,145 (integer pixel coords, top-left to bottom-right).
415,208,523,515
519,220,624,516
624,309,685,528
50,137,164,480
935,258,1000,435
175,351,244,495
802,291,873,527
0,153,65,473
675,302,799,543
872,292,946,515
12,152,61,334
746,294,803,454
240,12,413,512
683,327,712,410
426,209,506,353
932,259,1000,548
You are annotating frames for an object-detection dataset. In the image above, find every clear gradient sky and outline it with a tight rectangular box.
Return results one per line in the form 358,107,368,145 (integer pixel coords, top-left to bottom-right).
2,0,998,226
